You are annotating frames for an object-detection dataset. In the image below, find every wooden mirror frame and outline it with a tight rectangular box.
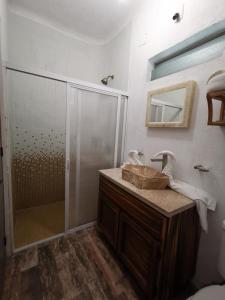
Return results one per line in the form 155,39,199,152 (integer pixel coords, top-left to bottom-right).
146,81,196,128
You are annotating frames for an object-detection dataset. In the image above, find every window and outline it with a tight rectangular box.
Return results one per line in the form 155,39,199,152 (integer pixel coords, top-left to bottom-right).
149,19,225,80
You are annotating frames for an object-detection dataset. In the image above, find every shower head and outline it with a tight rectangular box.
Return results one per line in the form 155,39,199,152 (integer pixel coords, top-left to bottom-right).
101,75,114,85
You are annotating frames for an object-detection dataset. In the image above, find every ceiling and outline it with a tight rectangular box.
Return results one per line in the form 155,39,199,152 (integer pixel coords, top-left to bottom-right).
8,0,146,44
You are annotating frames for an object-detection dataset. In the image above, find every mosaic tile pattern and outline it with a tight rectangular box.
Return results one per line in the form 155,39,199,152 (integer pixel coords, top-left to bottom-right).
11,128,65,209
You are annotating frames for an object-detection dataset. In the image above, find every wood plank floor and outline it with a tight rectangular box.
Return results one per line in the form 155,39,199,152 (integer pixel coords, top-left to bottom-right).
2,227,194,300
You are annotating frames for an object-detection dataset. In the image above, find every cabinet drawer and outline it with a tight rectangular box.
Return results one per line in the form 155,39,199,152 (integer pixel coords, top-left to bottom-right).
100,176,167,241
118,212,160,297
97,191,119,248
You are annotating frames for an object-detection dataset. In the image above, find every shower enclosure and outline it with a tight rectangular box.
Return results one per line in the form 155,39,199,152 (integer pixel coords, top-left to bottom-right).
5,67,127,251
7,70,67,248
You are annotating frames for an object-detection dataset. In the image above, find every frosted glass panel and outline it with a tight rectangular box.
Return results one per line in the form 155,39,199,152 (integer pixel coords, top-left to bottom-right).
151,105,163,122
68,89,78,229
150,18,225,80
79,91,117,226
164,106,181,122
68,89,118,228
151,35,225,80
7,70,66,211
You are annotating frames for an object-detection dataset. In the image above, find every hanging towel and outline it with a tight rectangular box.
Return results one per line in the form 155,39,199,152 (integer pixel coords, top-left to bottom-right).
124,150,143,166
207,70,225,93
153,151,217,232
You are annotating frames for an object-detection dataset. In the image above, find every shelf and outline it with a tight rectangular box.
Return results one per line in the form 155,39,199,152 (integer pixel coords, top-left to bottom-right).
207,90,225,126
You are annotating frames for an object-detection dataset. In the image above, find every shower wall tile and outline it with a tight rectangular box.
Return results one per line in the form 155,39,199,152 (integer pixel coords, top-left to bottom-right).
7,70,66,209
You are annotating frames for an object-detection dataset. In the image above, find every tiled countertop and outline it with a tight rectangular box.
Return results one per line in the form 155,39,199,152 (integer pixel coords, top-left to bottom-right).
99,168,195,217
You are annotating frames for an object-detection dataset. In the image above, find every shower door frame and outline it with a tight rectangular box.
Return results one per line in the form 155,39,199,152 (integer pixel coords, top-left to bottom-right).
1,63,128,255
65,83,127,232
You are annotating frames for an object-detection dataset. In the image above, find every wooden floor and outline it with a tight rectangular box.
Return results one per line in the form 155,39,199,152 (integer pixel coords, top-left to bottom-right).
14,201,65,248
2,227,194,300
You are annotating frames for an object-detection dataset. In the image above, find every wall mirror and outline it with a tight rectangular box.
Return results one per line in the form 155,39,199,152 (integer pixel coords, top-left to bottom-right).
146,81,196,128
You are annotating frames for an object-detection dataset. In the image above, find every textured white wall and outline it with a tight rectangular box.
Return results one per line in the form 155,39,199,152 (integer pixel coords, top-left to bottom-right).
102,24,132,91
8,11,131,90
126,0,225,288
8,12,104,84
0,0,7,61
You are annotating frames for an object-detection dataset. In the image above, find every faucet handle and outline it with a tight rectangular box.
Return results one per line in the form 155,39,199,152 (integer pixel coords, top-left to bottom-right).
150,158,163,162
150,153,168,171
138,151,144,157
194,164,210,172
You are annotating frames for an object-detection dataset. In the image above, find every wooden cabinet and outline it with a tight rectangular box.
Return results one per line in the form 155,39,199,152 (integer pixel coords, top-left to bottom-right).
97,194,119,248
118,212,160,298
97,175,201,300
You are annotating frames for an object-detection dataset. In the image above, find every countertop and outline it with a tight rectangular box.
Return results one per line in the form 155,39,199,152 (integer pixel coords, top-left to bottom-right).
99,168,195,217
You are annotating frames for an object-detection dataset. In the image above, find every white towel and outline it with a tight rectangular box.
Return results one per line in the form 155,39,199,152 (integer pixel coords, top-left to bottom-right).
153,151,217,232
125,150,143,166
207,70,225,93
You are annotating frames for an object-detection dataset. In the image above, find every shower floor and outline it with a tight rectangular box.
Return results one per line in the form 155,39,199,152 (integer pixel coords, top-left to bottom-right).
14,201,65,248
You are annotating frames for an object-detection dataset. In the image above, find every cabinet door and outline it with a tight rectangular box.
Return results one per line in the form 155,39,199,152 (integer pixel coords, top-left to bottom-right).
118,212,160,298
97,192,119,248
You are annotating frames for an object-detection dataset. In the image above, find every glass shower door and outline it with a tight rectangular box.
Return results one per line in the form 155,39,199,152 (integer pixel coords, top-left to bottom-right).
6,69,127,246
68,88,119,229
7,70,67,248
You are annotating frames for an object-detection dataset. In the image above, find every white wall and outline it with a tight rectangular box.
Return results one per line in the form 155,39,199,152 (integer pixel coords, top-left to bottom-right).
126,0,225,288
102,24,132,91
7,11,132,90
0,0,7,61
8,11,105,84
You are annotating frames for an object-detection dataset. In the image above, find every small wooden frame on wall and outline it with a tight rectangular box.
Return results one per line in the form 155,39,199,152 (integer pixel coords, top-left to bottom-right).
207,90,225,126
146,81,196,128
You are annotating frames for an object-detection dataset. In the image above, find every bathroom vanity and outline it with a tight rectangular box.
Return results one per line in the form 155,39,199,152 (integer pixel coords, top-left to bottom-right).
97,169,201,300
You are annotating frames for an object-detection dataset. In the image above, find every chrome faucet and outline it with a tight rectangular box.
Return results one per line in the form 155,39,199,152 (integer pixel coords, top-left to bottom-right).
194,164,209,172
150,154,168,171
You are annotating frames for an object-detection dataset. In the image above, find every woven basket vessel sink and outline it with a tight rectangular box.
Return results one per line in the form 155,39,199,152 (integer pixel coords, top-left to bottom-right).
122,164,169,190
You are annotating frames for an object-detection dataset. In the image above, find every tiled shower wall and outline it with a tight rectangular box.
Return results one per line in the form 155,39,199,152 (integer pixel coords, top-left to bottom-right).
11,129,65,209
8,70,66,209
